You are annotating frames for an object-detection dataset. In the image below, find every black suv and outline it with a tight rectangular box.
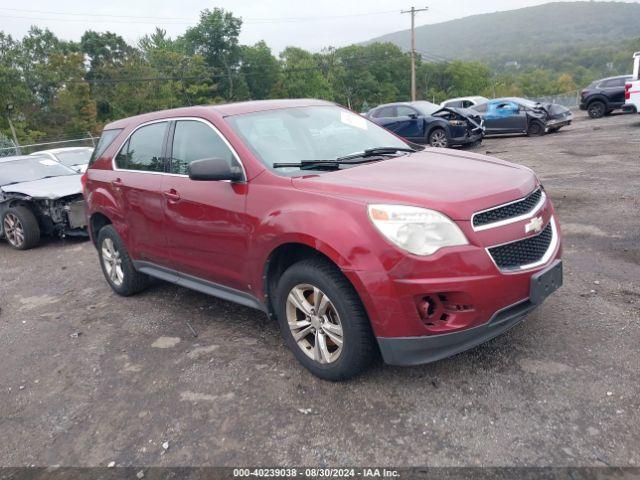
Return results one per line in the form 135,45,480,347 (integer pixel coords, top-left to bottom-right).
580,75,632,118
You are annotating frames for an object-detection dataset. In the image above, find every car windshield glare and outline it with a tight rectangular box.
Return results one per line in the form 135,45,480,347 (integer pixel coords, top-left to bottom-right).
0,157,76,186
226,106,409,174
55,149,93,167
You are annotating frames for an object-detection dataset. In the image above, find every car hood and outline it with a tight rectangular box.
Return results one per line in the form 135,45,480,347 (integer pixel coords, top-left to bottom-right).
291,149,537,220
1,175,82,199
432,106,483,128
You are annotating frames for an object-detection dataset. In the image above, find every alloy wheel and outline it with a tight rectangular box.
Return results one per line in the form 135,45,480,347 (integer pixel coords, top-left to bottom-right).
3,213,24,248
286,284,344,364
101,237,124,287
430,130,448,148
589,103,605,118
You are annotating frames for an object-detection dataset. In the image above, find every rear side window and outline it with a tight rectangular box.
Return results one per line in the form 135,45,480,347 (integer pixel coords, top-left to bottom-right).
170,120,237,175
445,101,462,108
373,106,396,118
89,129,122,165
115,122,168,172
600,78,625,88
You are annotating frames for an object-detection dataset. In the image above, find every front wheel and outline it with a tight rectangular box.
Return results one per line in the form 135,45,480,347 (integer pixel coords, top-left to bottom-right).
2,206,40,250
275,258,377,381
97,225,149,296
428,128,449,148
527,120,545,137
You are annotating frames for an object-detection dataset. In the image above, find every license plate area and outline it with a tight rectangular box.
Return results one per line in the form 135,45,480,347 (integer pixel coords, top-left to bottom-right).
530,260,562,305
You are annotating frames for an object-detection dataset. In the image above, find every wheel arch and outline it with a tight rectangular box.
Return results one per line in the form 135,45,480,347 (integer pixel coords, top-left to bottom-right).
89,211,112,247
262,241,348,319
425,120,449,140
586,95,608,108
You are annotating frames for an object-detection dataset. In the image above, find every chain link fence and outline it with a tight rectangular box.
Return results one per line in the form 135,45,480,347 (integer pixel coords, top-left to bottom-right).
530,90,581,108
0,132,97,157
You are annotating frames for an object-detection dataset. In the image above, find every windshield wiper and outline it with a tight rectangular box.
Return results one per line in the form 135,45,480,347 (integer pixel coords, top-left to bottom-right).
272,147,417,171
336,146,416,162
273,157,385,171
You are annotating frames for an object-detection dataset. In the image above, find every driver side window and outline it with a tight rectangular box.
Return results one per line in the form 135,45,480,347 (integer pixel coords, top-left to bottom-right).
170,120,237,175
396,106,418,117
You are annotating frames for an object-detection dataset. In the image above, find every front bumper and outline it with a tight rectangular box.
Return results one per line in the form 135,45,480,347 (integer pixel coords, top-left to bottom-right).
450,130,483,146
377,260,562,366
547,114,573,128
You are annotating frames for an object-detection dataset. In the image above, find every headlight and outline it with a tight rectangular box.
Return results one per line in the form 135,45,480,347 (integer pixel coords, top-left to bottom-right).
367,204,468,256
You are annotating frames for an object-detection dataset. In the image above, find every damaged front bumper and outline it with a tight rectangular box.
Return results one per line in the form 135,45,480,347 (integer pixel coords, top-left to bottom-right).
547,112,573,129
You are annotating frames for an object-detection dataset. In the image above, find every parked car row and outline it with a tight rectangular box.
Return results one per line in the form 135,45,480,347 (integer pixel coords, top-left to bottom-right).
365,96,573,147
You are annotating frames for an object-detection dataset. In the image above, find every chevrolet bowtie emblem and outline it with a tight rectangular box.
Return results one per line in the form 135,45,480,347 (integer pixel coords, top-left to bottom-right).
525,216,544,234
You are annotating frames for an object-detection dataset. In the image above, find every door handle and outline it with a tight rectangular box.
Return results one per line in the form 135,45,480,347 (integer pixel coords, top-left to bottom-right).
164,189,181,202
110,178,123,189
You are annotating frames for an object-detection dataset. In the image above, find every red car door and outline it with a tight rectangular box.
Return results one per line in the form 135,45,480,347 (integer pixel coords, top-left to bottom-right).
160,118,250,291
112,121,171,264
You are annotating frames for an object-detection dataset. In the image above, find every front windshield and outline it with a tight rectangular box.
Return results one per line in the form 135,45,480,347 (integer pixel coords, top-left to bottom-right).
226,106,410,174
0,157,77,186
412,101,441,116
54,149,93,167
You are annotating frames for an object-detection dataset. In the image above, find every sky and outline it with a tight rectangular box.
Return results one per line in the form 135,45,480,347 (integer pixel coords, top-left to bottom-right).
0,0,638,53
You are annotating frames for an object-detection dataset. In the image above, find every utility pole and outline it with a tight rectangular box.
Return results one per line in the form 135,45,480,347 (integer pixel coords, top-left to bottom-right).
401,6,428,101
5,104,21,155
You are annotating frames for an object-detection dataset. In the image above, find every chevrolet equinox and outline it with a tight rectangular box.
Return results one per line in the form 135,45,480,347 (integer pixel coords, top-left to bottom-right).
83,99,563,381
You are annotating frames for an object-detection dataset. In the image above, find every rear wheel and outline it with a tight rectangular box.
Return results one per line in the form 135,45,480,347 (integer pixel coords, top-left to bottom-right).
2,206,40,250
588,101,606,119
527,120,545,136
428,128,449,148
97,225,149,296
275,258,376,381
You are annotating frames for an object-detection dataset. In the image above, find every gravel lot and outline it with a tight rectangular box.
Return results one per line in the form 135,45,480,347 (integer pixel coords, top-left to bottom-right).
0,111,638,468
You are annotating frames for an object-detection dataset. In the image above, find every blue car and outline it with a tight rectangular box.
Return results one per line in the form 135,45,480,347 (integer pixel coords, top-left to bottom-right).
472,98,573,136
366,101,484,148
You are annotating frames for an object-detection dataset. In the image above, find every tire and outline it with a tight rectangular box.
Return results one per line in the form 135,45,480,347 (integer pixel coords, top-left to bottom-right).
428,128,449,148
2,206,40,250
274,258,377,381
527,120,545,137
588,101,606,119
97,225,149,296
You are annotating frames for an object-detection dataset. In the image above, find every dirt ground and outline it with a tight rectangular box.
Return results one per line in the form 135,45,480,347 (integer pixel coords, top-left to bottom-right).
0,111,638,468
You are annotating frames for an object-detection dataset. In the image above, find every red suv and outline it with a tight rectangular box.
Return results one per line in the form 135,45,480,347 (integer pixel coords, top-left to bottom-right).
84,99,562,381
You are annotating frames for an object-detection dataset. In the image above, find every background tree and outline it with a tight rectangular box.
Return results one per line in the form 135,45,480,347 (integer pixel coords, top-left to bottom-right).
181,9,242,99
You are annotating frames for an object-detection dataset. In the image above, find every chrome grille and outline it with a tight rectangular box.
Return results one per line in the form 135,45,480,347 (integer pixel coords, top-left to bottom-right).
473,188,543,229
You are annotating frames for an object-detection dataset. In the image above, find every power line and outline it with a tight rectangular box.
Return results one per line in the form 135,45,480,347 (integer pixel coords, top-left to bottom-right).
0,7,400,25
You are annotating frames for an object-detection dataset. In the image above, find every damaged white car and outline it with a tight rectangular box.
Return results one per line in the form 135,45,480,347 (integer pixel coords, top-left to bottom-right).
0,155,87,250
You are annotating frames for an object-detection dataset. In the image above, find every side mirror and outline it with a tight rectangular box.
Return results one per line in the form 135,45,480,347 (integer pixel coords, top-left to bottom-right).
408,113,418,119
188,158,244,182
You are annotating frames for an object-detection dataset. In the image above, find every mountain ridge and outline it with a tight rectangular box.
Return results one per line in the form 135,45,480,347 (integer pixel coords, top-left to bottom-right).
362,2,640,64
